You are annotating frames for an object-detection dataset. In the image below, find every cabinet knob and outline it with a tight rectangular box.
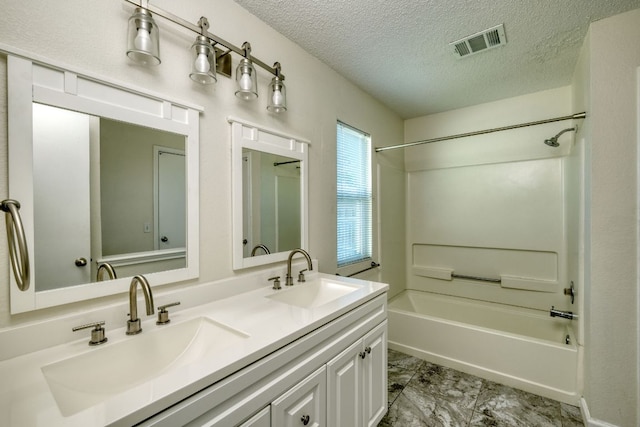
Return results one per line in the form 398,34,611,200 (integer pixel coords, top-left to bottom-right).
300,414,310,425
365,346,372,354
359,351,366,359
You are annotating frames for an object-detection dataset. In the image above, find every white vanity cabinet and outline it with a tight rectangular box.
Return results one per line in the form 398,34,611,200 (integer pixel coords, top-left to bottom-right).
271,366,326,427
327,321,387,427
137,294,387,427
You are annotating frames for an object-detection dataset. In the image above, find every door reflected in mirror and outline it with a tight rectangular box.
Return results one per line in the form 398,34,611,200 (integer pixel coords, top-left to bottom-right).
242,149,301,258
33,103,186,292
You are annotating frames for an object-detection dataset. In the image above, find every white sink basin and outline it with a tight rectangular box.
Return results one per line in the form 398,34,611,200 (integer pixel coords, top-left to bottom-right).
267,279,360,308
42,317,249,416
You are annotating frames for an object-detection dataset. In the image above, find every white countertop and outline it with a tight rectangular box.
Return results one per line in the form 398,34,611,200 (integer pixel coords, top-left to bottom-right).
0,273,388,426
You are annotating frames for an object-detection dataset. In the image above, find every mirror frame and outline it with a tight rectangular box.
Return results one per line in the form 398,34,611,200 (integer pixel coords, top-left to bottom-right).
230,117,309,270
6,49,202,313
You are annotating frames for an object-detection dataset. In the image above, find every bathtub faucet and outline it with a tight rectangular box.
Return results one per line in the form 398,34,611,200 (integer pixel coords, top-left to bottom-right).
550,306,577,320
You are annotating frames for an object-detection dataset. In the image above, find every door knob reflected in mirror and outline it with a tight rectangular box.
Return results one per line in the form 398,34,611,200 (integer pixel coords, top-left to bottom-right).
75,257,88,267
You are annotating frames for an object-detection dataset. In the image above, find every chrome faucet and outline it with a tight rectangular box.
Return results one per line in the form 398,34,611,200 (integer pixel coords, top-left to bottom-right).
126,275,155,335
96,262,117,281
285,248,313,286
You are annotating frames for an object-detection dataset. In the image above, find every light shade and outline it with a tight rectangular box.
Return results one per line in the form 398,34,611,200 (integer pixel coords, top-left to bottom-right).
235,58,258,100
127,8,161,65
267,75,287,113
189,35,217,84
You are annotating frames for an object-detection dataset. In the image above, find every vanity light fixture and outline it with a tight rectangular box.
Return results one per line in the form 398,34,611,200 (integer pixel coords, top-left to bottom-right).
123,0,288,113
189,18,217,85
126,7,161,65
267,62,287,113
235,43,258,100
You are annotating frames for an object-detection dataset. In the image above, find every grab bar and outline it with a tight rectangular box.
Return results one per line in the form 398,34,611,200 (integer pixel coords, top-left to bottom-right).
451,273,501,283
0,199,30,291
337,261,380,277
550,306,577,320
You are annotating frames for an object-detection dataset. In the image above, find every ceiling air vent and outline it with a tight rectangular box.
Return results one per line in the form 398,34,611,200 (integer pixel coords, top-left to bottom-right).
450,24,506,58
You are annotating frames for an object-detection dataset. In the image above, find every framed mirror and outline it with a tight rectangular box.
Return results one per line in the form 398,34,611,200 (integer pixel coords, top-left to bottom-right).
230,118,309,269
7,53,201,313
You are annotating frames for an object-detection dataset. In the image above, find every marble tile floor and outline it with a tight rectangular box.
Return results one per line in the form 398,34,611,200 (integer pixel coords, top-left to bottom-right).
379,349,584,427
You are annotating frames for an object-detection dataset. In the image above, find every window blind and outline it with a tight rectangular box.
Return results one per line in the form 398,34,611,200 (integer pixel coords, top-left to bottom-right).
336,121,372,267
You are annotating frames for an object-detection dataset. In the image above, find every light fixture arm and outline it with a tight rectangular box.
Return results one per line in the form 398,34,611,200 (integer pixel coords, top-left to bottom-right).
241,41,251,58
124,0,283,78
197,17,209,36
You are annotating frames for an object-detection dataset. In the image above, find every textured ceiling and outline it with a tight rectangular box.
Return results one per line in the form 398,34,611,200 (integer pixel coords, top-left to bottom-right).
234,0,640,119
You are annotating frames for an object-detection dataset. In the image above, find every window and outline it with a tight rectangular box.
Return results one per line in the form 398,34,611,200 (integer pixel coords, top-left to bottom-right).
337,121,372,268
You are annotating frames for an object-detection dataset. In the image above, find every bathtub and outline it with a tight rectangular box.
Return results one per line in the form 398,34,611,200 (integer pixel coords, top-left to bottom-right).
387,290,579,404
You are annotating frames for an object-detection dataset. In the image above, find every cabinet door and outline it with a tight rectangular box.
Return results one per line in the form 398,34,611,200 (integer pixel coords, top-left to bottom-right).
239,406,270,427
363,321,388,427
272,366,326,427
326,339,363,427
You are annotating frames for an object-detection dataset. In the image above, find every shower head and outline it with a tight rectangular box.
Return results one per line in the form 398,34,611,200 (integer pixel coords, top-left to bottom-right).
544,137,560,147
544,126,577,147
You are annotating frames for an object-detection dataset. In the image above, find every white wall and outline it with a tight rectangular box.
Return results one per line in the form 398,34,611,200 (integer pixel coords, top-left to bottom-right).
404,87,575,170
574,9,640,427
0,0,403,327
568,17,590,405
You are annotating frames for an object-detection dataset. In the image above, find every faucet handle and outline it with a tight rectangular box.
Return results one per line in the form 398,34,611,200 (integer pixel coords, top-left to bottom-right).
298,269,308,283
72,321,108,346
269,276,281,290
156,301,181,325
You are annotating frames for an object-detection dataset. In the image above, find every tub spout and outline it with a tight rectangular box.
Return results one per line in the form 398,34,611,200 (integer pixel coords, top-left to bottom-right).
550,306,577,320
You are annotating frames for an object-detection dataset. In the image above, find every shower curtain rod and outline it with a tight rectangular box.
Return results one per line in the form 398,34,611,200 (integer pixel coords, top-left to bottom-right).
375,112,587,153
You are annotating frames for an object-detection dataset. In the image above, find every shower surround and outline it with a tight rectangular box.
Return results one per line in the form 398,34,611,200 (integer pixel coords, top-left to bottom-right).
391,86,581,402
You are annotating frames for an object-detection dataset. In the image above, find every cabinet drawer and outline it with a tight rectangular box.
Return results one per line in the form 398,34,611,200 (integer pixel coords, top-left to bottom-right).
272,366,326,427
239,406,270,427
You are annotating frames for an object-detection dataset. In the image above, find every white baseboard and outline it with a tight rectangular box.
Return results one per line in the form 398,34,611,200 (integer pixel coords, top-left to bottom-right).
580,398,620,427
